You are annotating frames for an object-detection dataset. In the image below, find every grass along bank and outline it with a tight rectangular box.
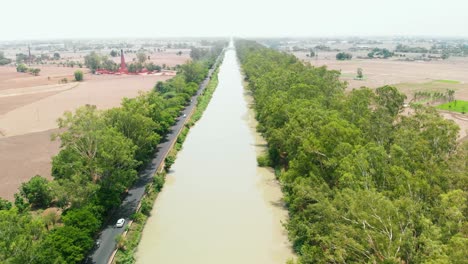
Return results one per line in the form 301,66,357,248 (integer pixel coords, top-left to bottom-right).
114,63,222,264
435,79,461,84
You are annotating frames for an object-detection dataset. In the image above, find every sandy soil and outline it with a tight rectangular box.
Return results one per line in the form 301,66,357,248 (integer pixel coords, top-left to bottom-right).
0,91,62,115
295,51,468,90
0,66,80,90
0,83,77,97
0,74,172,137
0,129,60,200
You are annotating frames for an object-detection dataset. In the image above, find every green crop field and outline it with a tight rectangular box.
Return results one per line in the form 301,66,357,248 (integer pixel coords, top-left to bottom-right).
437,100,468,113
435,79,460,84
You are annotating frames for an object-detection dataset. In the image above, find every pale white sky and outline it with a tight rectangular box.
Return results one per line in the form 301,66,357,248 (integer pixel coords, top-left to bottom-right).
1,0,467,40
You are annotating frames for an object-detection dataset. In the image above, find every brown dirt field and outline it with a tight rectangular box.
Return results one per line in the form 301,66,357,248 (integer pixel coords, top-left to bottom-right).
0,72,174,200
295,51,468,91
295,51,468,141
0,129,60,200
0,66,81,90
0,90,62,115
0,74,172,137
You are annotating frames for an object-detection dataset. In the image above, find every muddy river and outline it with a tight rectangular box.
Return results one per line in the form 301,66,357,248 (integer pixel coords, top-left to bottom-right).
136,42,294,264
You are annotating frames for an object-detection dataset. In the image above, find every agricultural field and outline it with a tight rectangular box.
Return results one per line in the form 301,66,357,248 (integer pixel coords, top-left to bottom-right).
0,73,174,200
293,49,468,140
295,51,468,92
0,42,194,200
437,100,468,113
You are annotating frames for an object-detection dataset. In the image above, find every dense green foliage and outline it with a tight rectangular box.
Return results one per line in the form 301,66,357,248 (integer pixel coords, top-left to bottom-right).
74,70,83,81
29,68,41,76
0,51,12,65
0,198,12,210
336,52,352,60
84,51,118,73
16,53,29,63
16,63,28,72
16,63,40,76
190,41,225,61
368,48,394,58
145,62,161,72
0,43,225,263
136,52,147,64
0,209,45,263
237,40,467,263
188,67,220,126
115,55,223,263
18,175,52,209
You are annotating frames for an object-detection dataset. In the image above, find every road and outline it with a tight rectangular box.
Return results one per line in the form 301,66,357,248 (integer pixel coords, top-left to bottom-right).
88,53,224,264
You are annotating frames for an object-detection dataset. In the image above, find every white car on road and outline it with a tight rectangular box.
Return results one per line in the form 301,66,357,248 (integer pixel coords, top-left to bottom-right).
115,218,125,228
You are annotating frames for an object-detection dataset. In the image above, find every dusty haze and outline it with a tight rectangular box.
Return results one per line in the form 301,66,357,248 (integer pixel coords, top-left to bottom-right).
1,0,467,40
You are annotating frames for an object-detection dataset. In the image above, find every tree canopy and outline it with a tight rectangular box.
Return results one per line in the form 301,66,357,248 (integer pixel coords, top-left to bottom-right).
0,51,12,65
0,41,226,264
237,39,467,264
336,52,352,60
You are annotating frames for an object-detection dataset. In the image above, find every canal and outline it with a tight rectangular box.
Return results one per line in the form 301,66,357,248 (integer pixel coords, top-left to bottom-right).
136,42,293,264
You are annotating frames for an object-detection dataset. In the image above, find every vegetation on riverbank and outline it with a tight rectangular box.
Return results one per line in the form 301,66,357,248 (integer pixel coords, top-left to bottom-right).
114,173,165,263
114,54,223,264
237,39,467,263
0,42,226,264
189,67,220,125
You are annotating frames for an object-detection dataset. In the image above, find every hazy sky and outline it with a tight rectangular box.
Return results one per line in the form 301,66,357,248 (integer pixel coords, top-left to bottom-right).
1,0,467,40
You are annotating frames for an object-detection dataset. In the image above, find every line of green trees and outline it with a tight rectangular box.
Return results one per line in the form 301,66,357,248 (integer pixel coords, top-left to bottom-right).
16,63,41,76
84,51,119,73
0,51,12,65
336,52,352,60
0,45,225,264
396,44,429,53
236,40,467,263
190,41,226,61
368,48,394,58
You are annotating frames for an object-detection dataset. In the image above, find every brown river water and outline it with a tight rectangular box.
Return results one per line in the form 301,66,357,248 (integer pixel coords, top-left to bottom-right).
136,43,294,264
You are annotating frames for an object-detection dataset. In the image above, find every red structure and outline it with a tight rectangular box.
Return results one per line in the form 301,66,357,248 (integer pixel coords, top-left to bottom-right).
119,49,127,73
96,49,129,75
95,48,175,76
